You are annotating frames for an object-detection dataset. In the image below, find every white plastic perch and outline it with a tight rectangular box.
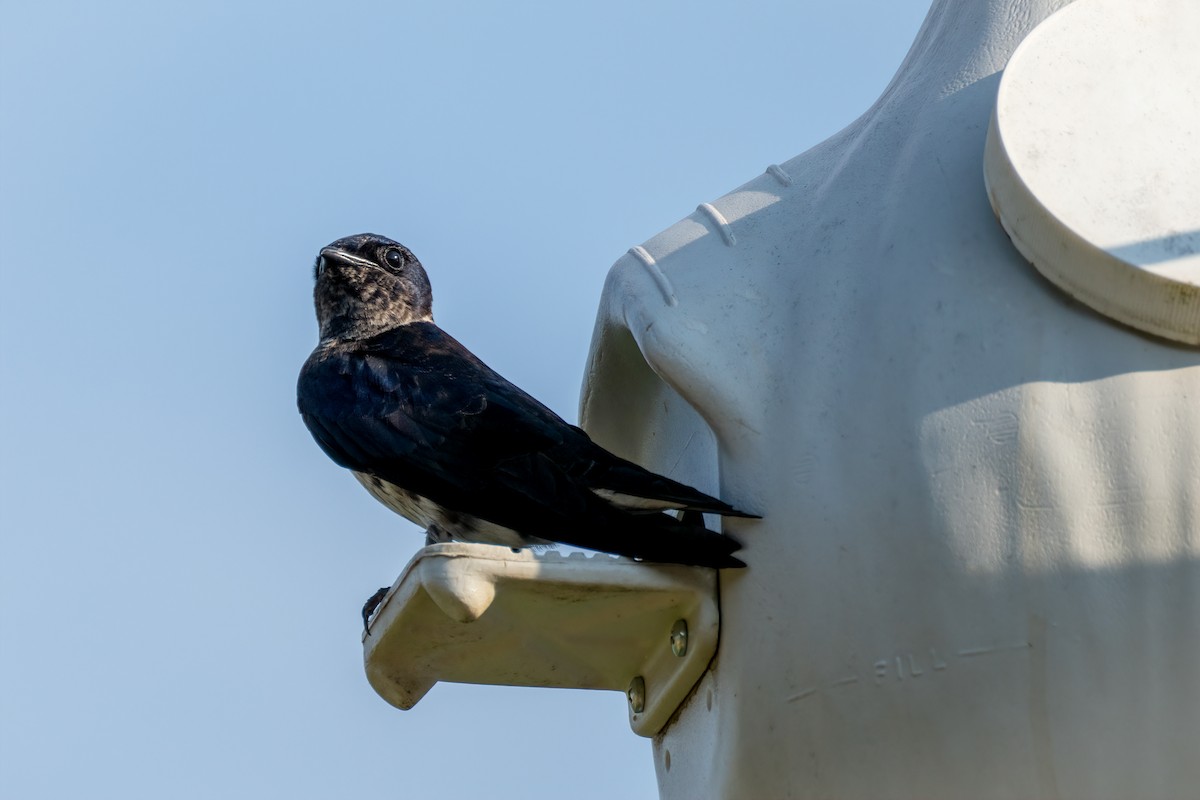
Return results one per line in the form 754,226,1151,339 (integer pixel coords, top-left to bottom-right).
363,542,720,737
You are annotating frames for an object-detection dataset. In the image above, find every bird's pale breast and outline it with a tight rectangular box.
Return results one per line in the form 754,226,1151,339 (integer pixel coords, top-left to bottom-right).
351,471,542,548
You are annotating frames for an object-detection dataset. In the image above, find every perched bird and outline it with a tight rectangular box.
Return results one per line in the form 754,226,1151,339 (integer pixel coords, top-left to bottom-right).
297,233,754,568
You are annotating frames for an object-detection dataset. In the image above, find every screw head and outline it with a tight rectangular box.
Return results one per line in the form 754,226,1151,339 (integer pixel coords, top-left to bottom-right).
627,676,646,713
670,619,688,657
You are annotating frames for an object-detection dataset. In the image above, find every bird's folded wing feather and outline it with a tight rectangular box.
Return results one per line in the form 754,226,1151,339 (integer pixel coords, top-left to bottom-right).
299,325,566,497
299,323,752,522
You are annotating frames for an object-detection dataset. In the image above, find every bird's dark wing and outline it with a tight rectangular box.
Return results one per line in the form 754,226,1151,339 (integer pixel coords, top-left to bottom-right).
298,324,561,498
298,323,749,566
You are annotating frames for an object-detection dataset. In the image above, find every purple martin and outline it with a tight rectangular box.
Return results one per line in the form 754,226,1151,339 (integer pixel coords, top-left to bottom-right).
297,233,754,568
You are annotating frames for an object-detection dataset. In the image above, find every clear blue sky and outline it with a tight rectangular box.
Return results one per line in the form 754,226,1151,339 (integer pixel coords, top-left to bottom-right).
1,2,927,797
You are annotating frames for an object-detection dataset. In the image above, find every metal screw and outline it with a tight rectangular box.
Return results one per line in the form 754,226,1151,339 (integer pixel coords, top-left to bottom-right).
670,619,688,657
627,676,646,713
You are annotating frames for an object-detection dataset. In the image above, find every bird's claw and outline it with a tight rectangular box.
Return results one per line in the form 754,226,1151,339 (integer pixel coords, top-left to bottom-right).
424,525,452,546
362,586,390,636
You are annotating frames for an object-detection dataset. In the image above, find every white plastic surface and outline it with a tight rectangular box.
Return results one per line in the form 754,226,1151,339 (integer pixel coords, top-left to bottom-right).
984,0,1200,344
581,0,1200,797
362,543,720,736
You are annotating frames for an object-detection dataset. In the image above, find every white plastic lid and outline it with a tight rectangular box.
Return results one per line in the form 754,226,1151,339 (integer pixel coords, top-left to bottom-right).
984,0,1200,345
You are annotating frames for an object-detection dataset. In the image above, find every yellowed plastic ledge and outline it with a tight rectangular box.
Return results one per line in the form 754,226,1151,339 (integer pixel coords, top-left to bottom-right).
363,542,720,737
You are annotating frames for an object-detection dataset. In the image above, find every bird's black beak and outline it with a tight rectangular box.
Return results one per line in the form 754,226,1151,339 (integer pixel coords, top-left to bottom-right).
319,247,376,270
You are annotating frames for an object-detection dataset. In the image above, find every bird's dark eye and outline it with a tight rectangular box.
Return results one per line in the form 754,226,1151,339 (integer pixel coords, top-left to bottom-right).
385,248,404,269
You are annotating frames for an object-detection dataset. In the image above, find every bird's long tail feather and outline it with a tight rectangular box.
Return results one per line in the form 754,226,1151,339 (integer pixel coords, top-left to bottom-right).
585,460,758,519
562,512,746,569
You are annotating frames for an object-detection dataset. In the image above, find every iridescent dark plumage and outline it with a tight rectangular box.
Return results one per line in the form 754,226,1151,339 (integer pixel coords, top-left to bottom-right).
297,233,754,568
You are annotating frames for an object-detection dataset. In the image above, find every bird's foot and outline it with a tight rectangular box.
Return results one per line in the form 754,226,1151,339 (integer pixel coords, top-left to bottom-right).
361,586,390,636
424,525,453,546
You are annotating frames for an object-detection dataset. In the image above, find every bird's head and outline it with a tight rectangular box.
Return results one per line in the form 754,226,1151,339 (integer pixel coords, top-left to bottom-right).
312,233,433,341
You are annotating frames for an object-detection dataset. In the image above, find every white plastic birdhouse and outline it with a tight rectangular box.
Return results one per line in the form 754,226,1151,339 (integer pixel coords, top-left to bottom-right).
364,0,1199,797
582,0,1199,797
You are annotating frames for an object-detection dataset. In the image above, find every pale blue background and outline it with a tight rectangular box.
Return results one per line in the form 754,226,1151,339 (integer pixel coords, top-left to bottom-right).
1,2,927,797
